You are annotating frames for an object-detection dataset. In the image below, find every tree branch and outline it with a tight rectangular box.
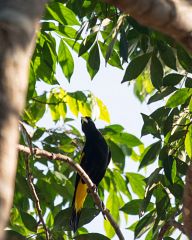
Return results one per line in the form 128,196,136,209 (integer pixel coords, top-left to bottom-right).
157,220,185,240
18,144,125,240
24,153,50,240
104,0,192,52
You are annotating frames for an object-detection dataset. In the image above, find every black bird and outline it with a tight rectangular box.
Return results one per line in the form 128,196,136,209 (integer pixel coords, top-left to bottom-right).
70,117,111,232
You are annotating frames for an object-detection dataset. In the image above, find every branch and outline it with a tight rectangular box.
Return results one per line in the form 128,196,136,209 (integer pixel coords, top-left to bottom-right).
104,0,192,52
18,144,125,240
157,222,170,240
171,220,185,234
157,220,185,240
24,153,50,240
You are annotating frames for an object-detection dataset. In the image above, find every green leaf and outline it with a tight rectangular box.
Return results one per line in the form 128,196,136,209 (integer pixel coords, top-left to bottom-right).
57,25,80,39
119,133,142,147
33,34,57,85
163,73,183,86
99,41,122,69
58,39,74,81
185,77,192,88
87,42,100,79
54,208,99,230
46,211,54,228
141,113,160,138
177,46,192,72
166,88,192,108
45,3,79,26
139,141,161,170
104,191,119,238
64,38,89,60
48,93,60,121
120,199,153,215
20,212,37,232
158,44,177,70
153,185,170,219
134,211,155,239
148,87,177,104
127,173,145,198
74,233,110,240
150,107,171,130
185,125,192,159
150,55,163,90
79,33,97,57
120,29,128,63
160,150,177,184
32,127,45,141
122,53,151,82
23,93,46,125
109,140,125,170
27,64,36,99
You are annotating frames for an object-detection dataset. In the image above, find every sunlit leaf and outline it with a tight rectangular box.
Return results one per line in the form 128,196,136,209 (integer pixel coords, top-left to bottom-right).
104,191,119,238
58,39,74,81
166,88,192,108
45,3,79,26
185,124,192,159
139,141,161,170
127,173,145,198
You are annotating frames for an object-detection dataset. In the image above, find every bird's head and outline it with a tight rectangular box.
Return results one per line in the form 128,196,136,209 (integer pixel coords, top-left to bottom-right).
81,117,97,135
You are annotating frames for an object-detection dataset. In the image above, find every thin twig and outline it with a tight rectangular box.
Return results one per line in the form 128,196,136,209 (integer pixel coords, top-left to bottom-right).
24,153,50,240
157,222,171,240
18,144,125,240
171,220,185,234
157,220,185,240
32,97,64,105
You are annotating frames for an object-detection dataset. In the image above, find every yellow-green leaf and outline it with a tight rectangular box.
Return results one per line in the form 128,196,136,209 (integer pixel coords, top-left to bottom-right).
185,125,192,159
96,97,110,123
104,191,119,238
66,94,78,117
78,102,91,117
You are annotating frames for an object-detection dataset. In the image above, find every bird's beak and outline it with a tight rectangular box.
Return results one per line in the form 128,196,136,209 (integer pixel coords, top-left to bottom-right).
81,117,88,123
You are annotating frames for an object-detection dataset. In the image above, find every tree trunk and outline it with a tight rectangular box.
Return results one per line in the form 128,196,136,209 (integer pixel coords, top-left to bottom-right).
0,1,47,239
104,0,192,52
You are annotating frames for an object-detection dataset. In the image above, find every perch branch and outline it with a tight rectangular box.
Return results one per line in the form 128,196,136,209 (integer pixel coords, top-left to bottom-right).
18,144,125,240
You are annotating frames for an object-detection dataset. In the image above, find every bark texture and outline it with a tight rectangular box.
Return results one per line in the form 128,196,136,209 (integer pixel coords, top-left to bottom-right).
183,165,192,239
0,1,47,239
105,0,192,52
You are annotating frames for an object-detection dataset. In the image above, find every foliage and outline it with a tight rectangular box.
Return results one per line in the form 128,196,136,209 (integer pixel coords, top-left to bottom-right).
9,0,192,239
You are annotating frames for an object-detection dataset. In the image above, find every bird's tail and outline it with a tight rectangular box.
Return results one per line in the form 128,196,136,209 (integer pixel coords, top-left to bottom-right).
70,207,81,232
70,180,88,232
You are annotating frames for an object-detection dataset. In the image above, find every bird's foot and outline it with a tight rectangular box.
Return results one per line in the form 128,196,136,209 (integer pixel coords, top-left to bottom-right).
87,184,97,193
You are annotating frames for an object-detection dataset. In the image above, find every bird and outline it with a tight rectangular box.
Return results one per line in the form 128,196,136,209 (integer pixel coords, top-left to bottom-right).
70,116,111,232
